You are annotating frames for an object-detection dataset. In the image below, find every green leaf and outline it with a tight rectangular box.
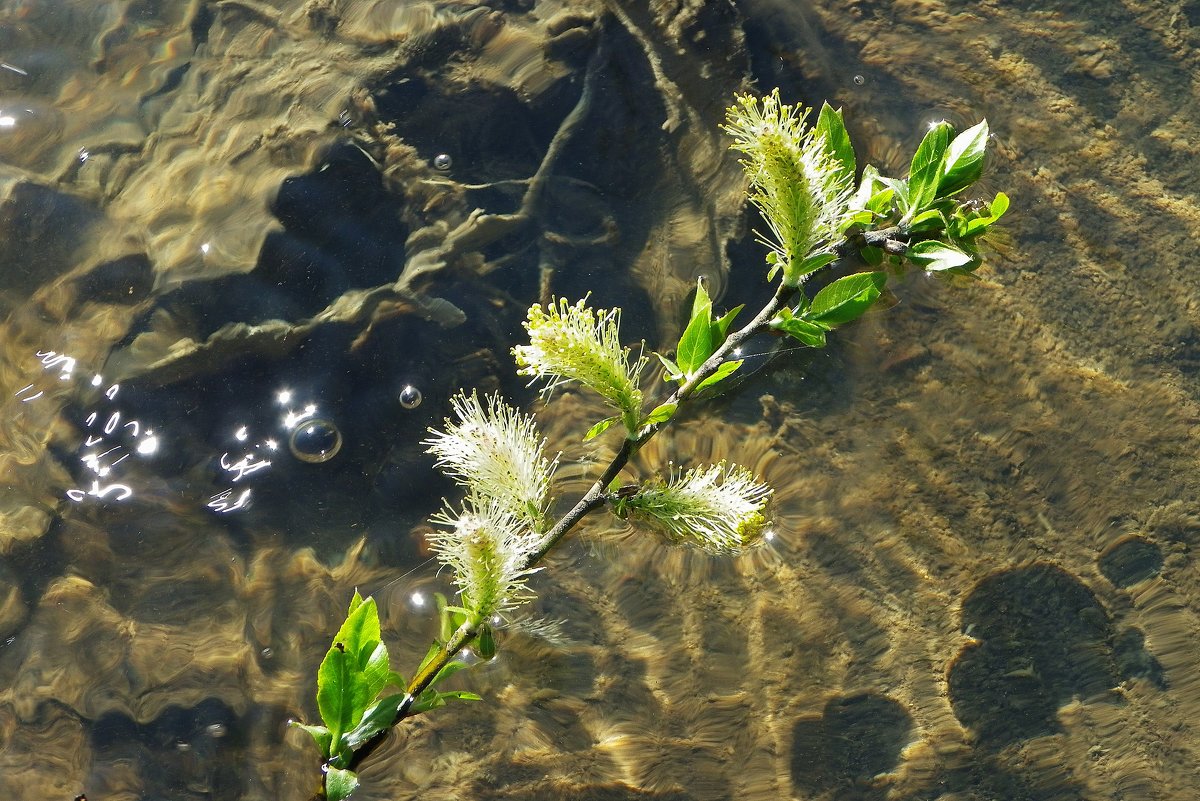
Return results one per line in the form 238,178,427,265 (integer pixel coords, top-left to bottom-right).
771,311,829,348
957,191,1009,238
851,164,885,211
656,353,683,382
865,187,895,215
883,177,911,214
414,641,442,680
937,120,989,198
786,251,838,284
477,624,497,660
840,209,876,233
689,276,713,319
342,693,408,751
961,217,991,238
989,191,1009,219
445,607,469,632
640,402,677,428
434,597,469,643
816,102,856,185
291,722,333,758
317,596,389,748
609,492,630,519
325,766,359,801
677,279,741,375
859,245,884,266
694,359,743,392
766,251,781,281
778,319,828,348
359,643,389,709
810,272,886,326
712,304,743,341
584,416,618,441
386,670,406,690
676,302,714,375
907,121,951,214
409,688,442,715
409,688,483,715
405,658,476,716
907,240,973,271
907,208,947,232
431,659,472,687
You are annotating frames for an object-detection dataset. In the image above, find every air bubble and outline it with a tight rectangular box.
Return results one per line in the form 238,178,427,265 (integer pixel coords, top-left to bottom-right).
289,419,342,463
852,74,866,86
433,153,452,171
398,385,423,410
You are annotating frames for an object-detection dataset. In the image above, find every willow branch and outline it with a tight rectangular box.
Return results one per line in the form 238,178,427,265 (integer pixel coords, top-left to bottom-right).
835,225,909,256
347,281,799,778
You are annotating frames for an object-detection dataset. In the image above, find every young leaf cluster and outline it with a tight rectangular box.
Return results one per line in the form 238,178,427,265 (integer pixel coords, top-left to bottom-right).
845,118,1009,274
748,98,1006,351
293,593,482,800
654,278,745,404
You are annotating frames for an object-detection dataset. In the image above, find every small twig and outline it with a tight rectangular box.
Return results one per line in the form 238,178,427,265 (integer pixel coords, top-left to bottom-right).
835,225,909,256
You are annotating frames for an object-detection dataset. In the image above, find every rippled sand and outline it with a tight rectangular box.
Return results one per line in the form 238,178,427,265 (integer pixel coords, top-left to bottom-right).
2,0,1200,799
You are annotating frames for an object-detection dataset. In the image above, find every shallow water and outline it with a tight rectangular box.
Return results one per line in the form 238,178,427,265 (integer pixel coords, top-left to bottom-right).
3,0,1200,799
